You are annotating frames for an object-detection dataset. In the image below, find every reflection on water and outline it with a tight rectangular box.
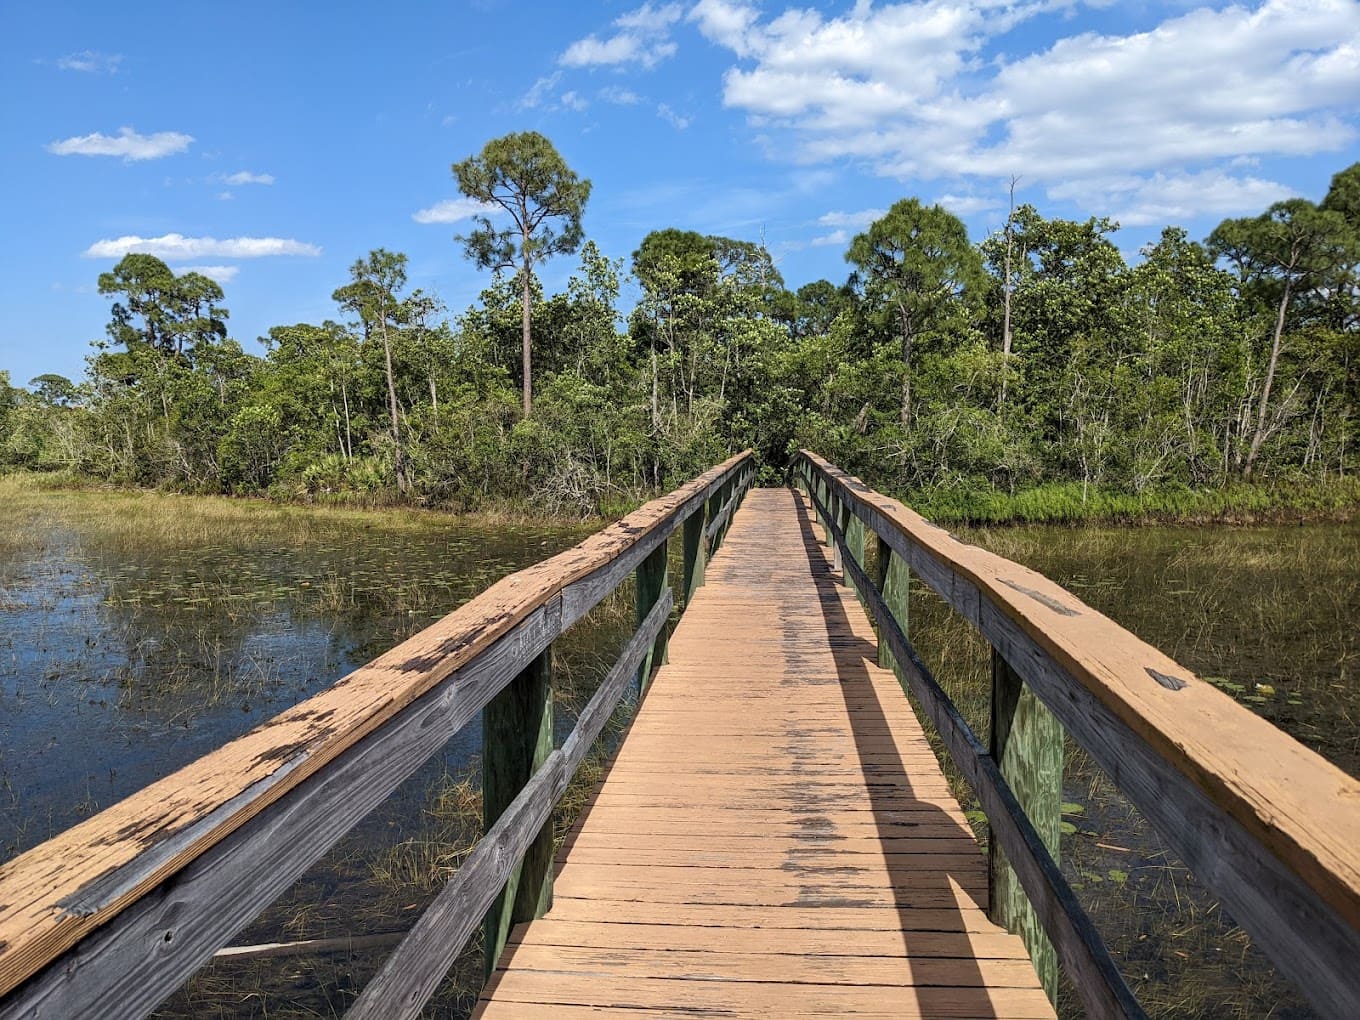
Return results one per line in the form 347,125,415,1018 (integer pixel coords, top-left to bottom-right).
0,499,590,861
4,490,1354,1018
909,520,1359,1020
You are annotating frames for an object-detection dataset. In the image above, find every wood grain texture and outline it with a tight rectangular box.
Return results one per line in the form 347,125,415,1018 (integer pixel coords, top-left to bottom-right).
476,489,1053,1018
805,478,1142,1020
344,589,674,1020
990,649,1063,1002
801,450,1360,1018
0,452,750,1002
798,450,1360,936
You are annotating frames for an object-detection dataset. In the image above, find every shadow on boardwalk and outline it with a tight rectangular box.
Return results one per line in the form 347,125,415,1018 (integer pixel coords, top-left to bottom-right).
791,492,1003,1018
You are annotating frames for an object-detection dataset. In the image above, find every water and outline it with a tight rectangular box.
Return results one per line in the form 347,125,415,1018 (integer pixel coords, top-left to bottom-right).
2,486,1354,1017
908,520,1360,1019
0,484,631,1016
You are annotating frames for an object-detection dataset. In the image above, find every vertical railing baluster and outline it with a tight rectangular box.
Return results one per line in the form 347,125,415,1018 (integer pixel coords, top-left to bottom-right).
636,540,670,693
682,502,706,608
875,538,910,673
989,649,1063,1004
482,647,553,981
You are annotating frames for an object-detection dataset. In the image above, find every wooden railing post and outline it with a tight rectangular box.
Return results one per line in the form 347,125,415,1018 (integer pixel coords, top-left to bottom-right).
706,482,727,556
989,649,1063,1003
875,536,910,672
482,646,554,981
637,541,670,691
845,508,865,600
682,504,705,607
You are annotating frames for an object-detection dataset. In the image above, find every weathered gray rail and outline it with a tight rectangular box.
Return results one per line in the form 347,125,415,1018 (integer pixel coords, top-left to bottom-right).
0,452,754,1020
795,449,1360,1019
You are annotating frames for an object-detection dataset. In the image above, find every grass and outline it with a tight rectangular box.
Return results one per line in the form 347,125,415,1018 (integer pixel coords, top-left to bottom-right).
909,476,1360,526
874,517,1353,1019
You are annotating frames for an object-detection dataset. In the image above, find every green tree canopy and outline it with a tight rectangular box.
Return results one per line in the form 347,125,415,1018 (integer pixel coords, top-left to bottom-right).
453,131,591,416
847,199,985,426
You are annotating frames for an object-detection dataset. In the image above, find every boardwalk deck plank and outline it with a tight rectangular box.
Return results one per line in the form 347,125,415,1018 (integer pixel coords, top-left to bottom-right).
475,488,1054,1018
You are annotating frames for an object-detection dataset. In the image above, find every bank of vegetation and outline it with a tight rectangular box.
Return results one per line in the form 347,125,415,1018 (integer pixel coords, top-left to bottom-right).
3,133,1358,524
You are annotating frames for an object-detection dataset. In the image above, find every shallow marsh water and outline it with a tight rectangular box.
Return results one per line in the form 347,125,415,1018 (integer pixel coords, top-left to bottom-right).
908,519,1359,1019
2,482,1355,1017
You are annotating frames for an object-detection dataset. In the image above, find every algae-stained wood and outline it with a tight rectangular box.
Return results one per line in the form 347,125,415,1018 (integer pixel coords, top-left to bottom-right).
0,452,751,1001
482,647,554,980
990,648,1063,1002
476,488,1054,1018
799,450,1360,1017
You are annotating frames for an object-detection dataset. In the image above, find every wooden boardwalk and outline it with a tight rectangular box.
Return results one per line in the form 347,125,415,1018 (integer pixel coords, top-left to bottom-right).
476,488,1055,1019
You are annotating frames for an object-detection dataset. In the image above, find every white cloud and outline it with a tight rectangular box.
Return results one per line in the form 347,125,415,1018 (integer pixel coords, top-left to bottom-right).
217,191,234,201
1049,170,1297,227
935,193,1002,216
520,72,563,109
57,50,122,73
561,90,589,111
700,0,1360,221
178,265,240,283
809,228,850,247
599,85,643,105
561,2,683,69
412,197,499,225
223,170,274,185
817,208,885,229
82,234,321,258
47,127,194,161
656,103,691,129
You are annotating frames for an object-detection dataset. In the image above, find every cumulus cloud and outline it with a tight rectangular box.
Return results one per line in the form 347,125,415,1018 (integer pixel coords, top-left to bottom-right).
412,197,500,224
935,193,1002,216
818,208,886,229
1048,171,1297,227
656,103,691,129
83,234,321,258
178,265,240,283
47,127,194,161
599,86,643,105
223,170,274,185
57,50,122,73
561,2,683,69
699,0,1360,220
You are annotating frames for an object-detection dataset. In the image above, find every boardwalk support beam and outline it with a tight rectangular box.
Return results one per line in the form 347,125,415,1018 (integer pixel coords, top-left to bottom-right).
637,542,670,691
482,647,554,980
990,649,1063,1003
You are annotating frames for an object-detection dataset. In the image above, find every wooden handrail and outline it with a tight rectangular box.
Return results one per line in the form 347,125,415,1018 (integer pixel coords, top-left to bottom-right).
0,451,754,1015
795,450,1360,1018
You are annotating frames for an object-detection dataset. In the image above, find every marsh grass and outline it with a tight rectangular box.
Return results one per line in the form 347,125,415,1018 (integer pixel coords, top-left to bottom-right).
885,519,1357,1019
912,476,1360,526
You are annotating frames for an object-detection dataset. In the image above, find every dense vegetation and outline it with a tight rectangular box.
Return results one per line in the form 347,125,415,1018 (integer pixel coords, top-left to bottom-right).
3,134,1358,521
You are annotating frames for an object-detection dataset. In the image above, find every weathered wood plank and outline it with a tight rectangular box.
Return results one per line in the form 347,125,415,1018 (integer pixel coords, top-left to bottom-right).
802,449,1360,1018
805,481,1141,1019
0,597,560,1020
0,453,749,1001
344,589,674,1020
482,646,554,980
990,649,1062,1002
480,489,1053,1018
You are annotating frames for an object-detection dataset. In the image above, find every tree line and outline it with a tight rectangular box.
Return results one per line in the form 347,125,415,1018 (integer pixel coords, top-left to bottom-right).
3,132,1358,519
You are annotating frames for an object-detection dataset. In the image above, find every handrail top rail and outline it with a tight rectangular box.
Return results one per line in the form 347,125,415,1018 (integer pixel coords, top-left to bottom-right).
797,448,1360,933
0,450,753,999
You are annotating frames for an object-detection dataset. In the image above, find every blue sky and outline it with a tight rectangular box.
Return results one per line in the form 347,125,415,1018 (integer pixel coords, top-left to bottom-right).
3,0,1358,385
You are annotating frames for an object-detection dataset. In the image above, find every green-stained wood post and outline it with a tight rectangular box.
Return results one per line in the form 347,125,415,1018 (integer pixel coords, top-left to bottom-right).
845,506,865,601
636,541,669,692
989,648,1063,1003
875,537,911,672
482,647,553,981
707,481,727,556
682,504,706,607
